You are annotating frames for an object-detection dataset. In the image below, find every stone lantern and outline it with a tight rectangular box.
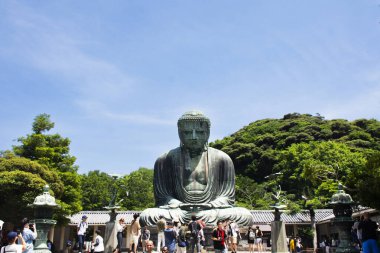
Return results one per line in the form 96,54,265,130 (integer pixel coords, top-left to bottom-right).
29,185,59,253
329,183,359,253
269,184,287,253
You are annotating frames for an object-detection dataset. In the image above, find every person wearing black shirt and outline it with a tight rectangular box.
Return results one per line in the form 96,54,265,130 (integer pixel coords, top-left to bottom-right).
212,221,227,253
358,212,379,253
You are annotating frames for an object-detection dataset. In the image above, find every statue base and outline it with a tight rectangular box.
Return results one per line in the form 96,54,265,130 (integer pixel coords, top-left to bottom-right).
271,221,287,253
104,220,118,253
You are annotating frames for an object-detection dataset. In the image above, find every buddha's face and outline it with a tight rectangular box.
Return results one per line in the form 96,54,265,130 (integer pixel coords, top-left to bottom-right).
178,121,210,151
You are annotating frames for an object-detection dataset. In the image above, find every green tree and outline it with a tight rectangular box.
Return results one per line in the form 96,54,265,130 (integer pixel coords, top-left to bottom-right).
81,171,115,210
210,113,380,182
235,175,272,209
276,141,367,207
352,152,380,209
0,153,64,223
32,113,55,134
119,168,154,210
13,114,82,221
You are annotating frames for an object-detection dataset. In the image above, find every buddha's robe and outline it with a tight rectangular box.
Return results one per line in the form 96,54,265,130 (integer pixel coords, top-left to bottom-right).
139,147,253,226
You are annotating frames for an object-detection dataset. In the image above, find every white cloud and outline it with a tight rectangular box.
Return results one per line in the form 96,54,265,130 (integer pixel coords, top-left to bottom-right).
1,2,173,125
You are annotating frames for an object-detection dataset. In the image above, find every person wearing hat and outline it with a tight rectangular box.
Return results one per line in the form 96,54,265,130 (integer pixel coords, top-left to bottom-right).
77,215,88,253
1,232,26,253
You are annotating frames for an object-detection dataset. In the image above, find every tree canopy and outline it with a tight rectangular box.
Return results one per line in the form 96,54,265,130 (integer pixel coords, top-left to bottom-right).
0,152,64,223
80,170,115,210
118,167,155,210
12,114,82,222
211,113,380,209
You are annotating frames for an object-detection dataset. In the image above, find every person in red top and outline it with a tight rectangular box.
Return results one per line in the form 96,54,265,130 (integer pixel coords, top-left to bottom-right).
212,221,227,253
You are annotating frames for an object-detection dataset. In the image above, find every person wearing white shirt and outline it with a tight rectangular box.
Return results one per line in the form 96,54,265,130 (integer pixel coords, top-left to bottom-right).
116,218,127,253
2,232,26,253
93,230,104,253
77,215,88,253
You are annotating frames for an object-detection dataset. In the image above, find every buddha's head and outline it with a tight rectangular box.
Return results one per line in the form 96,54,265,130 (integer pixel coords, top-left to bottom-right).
177,111,210,152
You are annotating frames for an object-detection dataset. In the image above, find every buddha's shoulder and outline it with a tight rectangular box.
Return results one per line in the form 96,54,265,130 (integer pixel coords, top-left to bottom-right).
208,147,232,161
155,147,182,161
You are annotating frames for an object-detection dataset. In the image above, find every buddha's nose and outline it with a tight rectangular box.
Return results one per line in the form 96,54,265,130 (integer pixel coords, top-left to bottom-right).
192,129,197,139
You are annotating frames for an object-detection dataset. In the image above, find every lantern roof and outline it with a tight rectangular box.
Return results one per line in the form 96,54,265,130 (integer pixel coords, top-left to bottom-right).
32,185,59,207
330,183,353,205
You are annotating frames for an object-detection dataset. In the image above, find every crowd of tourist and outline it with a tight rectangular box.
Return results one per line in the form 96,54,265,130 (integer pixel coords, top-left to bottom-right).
0,212,379,253
110,214,268,253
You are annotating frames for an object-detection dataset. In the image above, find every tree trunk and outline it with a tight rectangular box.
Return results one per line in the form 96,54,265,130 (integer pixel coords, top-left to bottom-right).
310,208,317,253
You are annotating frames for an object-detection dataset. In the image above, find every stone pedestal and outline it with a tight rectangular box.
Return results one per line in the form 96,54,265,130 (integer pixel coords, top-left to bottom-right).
32,219,57,253
104,221,117,253
271,221,287,253
333,217,359,253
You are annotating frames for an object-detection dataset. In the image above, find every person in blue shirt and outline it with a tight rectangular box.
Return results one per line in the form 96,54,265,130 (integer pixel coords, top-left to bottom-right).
21,218,37,253
164,221,177,253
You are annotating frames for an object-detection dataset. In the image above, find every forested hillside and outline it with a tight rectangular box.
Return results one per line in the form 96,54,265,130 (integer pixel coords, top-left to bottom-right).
210,113,380,210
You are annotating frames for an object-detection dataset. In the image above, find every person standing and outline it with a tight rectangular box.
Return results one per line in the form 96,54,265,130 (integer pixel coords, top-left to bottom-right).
93,230,104,253
21,218,37,253
188,216,201,253
255,226,263,253
141,226,151,252
177,224,188,253
295,237,302,253
324,237,330,253
116,218,127,253
358,212,380,253
223,220,230,251
228,221,240,253
131,214,141,253
212,221,227,253
197,221,205,251
246,226,255,253
77,215,88,253
1,232,26,253
289,237,295,253
164,221,177,253
156,216,166,251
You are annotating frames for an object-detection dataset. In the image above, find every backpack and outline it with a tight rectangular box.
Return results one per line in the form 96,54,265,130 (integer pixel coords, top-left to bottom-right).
190,221,199,238
248,230,255,240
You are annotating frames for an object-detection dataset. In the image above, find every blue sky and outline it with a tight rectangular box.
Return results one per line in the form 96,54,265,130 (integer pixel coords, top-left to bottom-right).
1,1,379,175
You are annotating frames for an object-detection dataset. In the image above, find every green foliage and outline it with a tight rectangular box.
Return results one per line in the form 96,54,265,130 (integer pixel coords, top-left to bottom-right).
235,176,272,209
32,113,55,134
210,113,380,209
351,152,380,210
81,171,115,210
0,155,64,223
119,168,154,210
12,113,82,221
